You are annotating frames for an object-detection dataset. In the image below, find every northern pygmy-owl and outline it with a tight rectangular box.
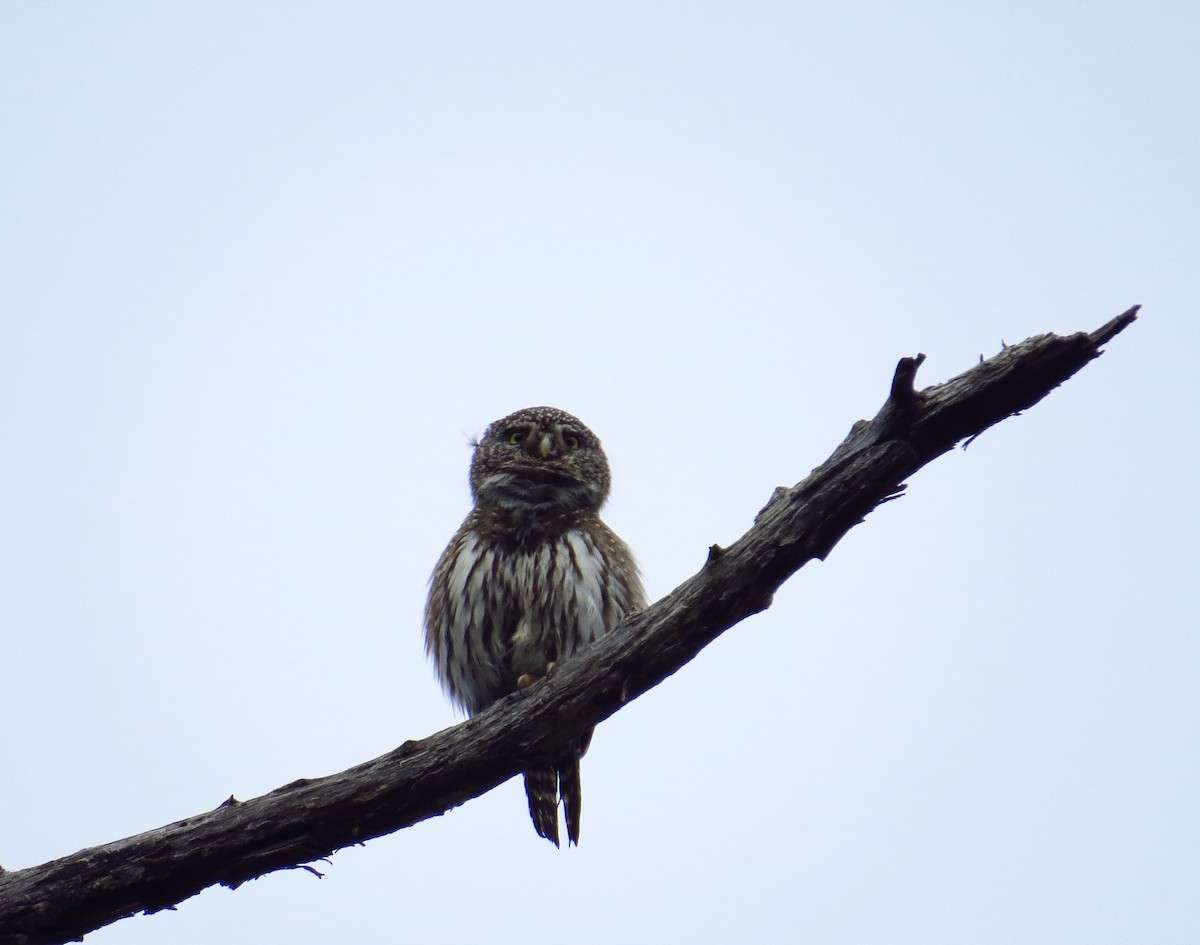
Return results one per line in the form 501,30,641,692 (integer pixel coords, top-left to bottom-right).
424,406,645,846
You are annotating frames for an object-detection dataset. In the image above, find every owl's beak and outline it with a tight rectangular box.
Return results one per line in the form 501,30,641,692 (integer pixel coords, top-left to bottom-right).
537,434,554,458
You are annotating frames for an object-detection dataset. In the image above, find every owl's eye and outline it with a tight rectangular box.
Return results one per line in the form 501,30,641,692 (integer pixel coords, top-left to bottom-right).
565,434,581,450
507,430,523,445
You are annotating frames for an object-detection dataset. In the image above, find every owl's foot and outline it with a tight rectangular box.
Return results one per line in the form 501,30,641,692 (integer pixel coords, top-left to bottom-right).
516,661,557,690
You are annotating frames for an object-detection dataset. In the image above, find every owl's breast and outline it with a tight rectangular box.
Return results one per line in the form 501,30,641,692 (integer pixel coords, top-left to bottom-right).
426,520,629,714
503,528,610,669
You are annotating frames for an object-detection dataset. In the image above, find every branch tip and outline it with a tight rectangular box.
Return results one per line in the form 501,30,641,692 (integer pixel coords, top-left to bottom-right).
889,353,926,406
1090,305,1139,347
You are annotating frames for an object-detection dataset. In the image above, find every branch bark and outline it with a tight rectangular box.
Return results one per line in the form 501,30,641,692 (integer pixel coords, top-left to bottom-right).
0,307,1139,945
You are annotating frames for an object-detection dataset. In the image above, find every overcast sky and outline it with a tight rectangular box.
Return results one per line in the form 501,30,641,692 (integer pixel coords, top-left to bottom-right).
2,4,1197,944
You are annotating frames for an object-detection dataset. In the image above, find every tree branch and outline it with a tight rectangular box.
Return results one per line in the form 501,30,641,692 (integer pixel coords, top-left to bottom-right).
0,306,1139,945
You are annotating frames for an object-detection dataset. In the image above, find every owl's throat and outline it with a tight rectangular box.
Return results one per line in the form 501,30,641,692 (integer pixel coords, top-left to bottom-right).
475,469,600,513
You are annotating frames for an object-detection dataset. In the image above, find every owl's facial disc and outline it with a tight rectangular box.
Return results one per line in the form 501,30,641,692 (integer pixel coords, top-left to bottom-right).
503,422,580,460
475,435,596,511
470,407,610,512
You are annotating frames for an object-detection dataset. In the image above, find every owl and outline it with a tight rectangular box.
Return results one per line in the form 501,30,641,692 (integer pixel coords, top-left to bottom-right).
424,406,645,846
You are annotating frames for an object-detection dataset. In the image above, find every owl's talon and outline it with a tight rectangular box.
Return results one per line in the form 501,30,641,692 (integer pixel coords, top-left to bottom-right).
517,661,558,690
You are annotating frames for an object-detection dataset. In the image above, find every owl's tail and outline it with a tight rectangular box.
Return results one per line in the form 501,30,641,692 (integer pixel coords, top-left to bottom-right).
523,765,561,846
558,755,582,845
523,731,592,847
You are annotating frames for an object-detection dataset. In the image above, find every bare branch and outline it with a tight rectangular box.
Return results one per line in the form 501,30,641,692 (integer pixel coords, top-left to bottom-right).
0,306,1139,945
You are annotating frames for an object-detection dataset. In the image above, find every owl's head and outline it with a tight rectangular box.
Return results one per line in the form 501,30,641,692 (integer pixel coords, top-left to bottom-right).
469,406,611,513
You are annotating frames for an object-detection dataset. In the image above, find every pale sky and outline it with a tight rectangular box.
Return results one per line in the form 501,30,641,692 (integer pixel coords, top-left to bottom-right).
2,4,1197,944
